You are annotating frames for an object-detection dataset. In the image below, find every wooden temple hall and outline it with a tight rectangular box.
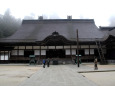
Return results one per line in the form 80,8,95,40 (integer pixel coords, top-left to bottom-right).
0,16,115,64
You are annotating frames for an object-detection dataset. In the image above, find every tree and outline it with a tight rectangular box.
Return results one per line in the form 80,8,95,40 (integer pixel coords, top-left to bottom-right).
0,9,22,38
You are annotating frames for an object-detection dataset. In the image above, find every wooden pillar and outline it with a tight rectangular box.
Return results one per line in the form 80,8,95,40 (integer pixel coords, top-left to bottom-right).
63,45,66,58
32,45,34,52
17,46,19,56
63,45,64,49
8,51,9,63
55,45,56,50
76,29,79,67
0,50,1,60
55,45,56,58
25,45,26,63
70,45,72,59
32,45,34,60
9,51,11,63
40,45,41,59
32,45,33,50
17,46,19,63
47,46,49,57
25,45,26,50
47,46,49,50
4,51,5,61
89,44,90,56
3,51,5,61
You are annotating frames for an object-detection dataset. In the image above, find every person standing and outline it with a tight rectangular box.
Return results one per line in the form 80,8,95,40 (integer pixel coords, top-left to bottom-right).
47,58,50,67
94,58,98,70
43,59,46,68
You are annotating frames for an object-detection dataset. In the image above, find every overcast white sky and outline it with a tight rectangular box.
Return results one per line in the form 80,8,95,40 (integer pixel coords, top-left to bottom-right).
0,0,115,26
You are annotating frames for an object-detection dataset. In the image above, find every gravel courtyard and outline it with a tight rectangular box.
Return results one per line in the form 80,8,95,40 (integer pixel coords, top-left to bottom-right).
0,65,41,86
0,64,115,86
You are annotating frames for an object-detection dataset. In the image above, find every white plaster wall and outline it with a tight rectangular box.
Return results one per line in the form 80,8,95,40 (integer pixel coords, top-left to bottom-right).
26,46,32,49
14,46,18,49
19,46,25,49
56,46,63,49
71,46,77,48
0,52,9,60
41,46,47,49
72,49,76,55
1,52,4,60
1,55,4,60
49,46,55,49
11,50,17,55
66,49,70,55
33,46,40,49
35,50,40,55
41,50,46,55
5,53,8,60
85,49,89,55
19,50,24,55
64,46,70,49
90,45,97,48
90,49,94,54
81,45,89,48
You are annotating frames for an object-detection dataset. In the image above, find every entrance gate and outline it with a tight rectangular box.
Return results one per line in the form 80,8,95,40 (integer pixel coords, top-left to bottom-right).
46,49,65,58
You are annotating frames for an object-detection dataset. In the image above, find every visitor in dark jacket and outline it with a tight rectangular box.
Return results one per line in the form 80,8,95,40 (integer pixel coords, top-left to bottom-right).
47,58,50,67
43,59,46,68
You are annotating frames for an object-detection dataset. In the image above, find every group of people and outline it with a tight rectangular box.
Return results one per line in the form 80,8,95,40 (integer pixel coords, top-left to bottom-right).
42,57,98,70
43,58,50,68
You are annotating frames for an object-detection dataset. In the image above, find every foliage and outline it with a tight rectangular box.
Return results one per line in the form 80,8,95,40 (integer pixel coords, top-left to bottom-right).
0,9,22,38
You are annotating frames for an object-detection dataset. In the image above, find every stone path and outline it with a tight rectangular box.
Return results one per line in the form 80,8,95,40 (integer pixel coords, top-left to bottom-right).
18,65,98,86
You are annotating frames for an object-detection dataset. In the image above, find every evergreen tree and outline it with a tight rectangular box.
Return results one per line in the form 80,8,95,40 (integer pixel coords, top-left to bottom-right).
0,9,21,38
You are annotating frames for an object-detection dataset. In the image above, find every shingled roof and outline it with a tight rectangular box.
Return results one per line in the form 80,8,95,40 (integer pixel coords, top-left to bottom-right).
100,26,115,40
108,29,115,36
1,19,104,42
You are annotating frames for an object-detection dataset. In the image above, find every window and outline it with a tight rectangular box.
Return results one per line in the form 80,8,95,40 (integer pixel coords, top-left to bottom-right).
0,51,9,60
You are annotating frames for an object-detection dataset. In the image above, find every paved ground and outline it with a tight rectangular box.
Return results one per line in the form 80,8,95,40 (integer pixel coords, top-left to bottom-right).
0,63,115,86
18,65,97,86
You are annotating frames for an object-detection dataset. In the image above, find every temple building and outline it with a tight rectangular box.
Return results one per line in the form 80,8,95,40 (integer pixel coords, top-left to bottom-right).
0,16,115,64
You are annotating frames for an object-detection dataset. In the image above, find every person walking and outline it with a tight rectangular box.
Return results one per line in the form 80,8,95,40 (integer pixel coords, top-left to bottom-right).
43,59,46,68
94,58,98,70
47,58,50,67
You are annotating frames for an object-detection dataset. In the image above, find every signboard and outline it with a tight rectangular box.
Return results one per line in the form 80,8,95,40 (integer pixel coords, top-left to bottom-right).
29,55,35,58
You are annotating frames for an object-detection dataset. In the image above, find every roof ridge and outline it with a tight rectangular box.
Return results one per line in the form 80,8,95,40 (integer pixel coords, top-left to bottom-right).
22,19,94,24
